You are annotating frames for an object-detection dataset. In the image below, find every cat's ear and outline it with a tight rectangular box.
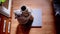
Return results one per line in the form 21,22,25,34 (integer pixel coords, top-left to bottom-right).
14,12,18,19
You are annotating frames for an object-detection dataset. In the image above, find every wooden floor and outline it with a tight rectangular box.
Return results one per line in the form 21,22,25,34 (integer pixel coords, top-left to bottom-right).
11,0,56,34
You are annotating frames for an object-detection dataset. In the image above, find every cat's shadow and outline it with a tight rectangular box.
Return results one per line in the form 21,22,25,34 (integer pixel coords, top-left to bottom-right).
16,19,33,34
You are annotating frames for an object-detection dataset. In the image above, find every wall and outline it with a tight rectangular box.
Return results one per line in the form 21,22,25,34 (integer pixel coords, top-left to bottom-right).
11,0,56,34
